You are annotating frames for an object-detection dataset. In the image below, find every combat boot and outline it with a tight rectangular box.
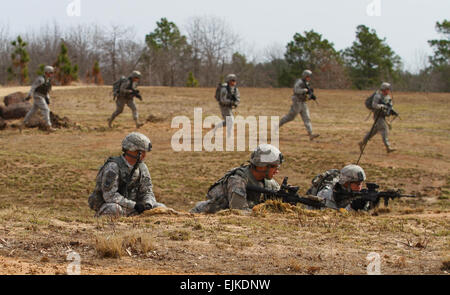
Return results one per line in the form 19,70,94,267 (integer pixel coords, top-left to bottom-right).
135,121,144,129
45,126,57,133
309,134,320,141
386,147,397,153
18,122,25,134
107,117,113,128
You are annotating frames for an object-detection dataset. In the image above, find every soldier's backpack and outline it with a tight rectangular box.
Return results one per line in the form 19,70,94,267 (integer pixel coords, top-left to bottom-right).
306,169,340,196
364,92,377,111
214,83,228,102
112,76,128,99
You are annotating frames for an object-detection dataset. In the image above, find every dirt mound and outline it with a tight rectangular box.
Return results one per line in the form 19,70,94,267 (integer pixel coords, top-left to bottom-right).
0,117,6,130
4,92,27,106
146,114,165,123
0,103,32,119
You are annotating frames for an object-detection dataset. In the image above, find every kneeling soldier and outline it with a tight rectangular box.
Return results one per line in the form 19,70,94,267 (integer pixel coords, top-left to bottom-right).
88,132,166,217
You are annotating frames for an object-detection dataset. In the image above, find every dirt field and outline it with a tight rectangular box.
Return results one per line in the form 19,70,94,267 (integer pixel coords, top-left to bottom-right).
0,86,448,275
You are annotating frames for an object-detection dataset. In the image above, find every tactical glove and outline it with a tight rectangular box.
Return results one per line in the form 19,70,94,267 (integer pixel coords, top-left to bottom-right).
134,203,146,214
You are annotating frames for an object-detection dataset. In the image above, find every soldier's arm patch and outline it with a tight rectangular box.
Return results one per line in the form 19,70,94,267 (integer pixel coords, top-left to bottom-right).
232,187,246,197
103,170,117,190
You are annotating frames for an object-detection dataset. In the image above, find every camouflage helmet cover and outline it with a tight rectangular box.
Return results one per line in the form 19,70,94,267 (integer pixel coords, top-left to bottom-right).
339,165,366,185
130,71,142,79
226,74,237,82
250,144,284,167
380,82,391,91
122,132,152,152
44,66,54,74
302,70,312,79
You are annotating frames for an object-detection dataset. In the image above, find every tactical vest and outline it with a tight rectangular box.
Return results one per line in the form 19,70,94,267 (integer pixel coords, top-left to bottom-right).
293,79,308,100
207,165,248,194
306,169,340,196
88,156,142,211
226,84,237,100
35,76,52,96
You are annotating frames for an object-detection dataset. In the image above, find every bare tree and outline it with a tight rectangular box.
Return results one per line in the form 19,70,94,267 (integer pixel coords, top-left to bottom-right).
185,16,240,86
0,23,11,84
100,25,128,82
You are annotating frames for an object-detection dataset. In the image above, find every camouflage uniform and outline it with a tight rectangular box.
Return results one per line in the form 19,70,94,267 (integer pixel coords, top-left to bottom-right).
23,66,54,129
360,84,395,152
278,70,319,140
191,144,283,213
213,74,240,136
190,165,280,213
108,71,143,128
88,132,166,217
307,165,366,210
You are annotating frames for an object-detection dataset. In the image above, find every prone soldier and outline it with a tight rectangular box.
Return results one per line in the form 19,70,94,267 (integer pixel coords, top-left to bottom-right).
190,144,282,213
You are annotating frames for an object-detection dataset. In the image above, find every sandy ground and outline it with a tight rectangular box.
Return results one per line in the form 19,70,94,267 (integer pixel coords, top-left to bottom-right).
0,86,448,274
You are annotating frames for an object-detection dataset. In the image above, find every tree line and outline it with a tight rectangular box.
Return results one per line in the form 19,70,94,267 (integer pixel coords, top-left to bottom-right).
0,17,448,92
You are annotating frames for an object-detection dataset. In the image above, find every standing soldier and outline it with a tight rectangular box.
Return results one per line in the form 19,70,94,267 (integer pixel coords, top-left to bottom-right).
20,65,56,132
108,71,144,129
213,74,240,137
190,144,282,214
277,69,320,141
359,82,398,154
88,132,167,217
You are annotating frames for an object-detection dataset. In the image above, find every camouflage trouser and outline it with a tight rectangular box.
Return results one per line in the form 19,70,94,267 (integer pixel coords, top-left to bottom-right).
96,202,167,217
279,99,313,135
23,95,51,127
97,203,137,217
362,117,390,148
110,97,139,122
190,190,229,214
214,104,234,136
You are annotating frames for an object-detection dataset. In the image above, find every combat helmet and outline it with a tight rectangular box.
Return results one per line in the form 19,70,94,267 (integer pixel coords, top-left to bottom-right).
130,71,142,79
44,66,54,74
380,82,391,91
302,70,312,79
339,165,366,185
250,144,284,167
122,132,152,152
226,74,237,82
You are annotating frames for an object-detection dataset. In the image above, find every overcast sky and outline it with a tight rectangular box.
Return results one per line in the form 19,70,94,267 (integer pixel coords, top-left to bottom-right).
1,0,449,72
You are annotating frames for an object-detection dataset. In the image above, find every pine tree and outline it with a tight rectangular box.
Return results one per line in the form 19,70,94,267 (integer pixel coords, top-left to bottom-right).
343,25,401,89
186,71,198,87
7,36,30,85
54,43,79,85
92,61,103,85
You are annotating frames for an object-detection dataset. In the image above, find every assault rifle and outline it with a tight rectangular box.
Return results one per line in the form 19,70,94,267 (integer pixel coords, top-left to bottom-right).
131,89,143,101
246,177,326,209
302,79,318,105
227,85,239,108
334,183,415,210
378,103,399,117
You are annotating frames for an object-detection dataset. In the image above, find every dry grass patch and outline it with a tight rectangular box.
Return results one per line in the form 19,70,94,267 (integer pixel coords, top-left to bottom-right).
95,231,156,258
168,230,190,241
252,200,298,215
